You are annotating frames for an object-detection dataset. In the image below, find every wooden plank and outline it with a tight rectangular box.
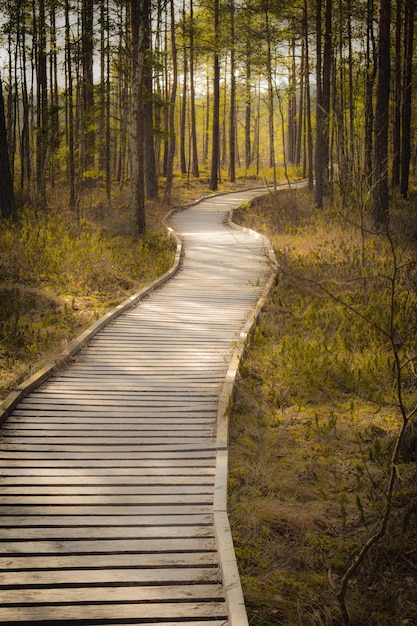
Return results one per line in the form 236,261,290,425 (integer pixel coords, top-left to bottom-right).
0,602,228,622
0,513,212,526
0,459,216,468
1,444,217,452
0,584,224,603
4,421,214,430
0,567,221,587
0,538,216,554
0,494,214,504
0,526,214,540
0,449,217,459
0,488,214,498
0,475,214,485
0,466,215,475
0,504,213,515
2,436,215,445
0,552,219,570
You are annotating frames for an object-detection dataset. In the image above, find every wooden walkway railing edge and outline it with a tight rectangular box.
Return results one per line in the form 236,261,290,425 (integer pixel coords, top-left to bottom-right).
214,213,278,626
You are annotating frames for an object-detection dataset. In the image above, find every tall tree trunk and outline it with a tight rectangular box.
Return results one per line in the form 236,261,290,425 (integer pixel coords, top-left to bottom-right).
209,0,220,191
372,0,391,227
20,25,31,194
303,0,314,189
245,39,252,171
392,0,402,189
81,0,95,174
322,0,332,182
0,76,17,220
287,34,297,164
229,0,236,183
265,5,276,189
163,0,178,203
315,0,324,207
296,40,304,167
49,0,59,186
143,1,159,199
189,0,199,177
180,0,187,175
400,0,414,197
34,0,48,209
364,0,376,183
65,0,76,212
130,0,146,232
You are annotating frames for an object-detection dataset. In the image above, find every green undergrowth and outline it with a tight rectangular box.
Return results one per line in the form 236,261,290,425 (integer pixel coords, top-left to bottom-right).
230,189,417,625
0,203,175,401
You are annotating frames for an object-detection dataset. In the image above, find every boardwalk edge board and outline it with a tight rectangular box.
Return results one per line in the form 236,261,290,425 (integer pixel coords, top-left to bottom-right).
213,206,278,626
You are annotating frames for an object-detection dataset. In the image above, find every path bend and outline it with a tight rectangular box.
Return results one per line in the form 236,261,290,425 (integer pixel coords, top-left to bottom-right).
0,188,274,625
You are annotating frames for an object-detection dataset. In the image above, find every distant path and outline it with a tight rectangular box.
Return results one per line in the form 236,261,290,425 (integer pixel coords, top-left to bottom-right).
0,188,273,625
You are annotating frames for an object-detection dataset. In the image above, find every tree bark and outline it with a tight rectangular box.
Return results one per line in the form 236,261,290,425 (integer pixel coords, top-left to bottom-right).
189,0,199,178
163,0,178,203
130,0,146,232
65,0,76,212
229,0,236,183
0,76,17,220
209,0,220,191
400,0,414,197
315,0,324,207
81,0,95,174
372,0,391,227
143,1,159,199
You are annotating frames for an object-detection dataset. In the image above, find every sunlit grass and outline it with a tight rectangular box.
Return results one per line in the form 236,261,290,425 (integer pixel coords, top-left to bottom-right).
0,191,176,400
230,188,417,625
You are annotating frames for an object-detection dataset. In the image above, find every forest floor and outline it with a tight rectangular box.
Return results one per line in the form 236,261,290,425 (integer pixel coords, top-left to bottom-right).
2,178,417,626
230,187,417,625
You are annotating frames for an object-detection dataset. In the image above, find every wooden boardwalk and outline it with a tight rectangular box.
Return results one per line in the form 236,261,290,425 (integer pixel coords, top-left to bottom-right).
0,189,274,625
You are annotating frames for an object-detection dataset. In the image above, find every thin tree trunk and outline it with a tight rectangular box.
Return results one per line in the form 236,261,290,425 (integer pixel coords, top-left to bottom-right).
189,0,199,177
303,0,314,189
65,0,76,212
34,0,48,209
164,0,178,203
143,0,159,199
365,0,376,183
209,0,220,191
372,0,391,227
229,0,236,183
392,0,402,189
0,76,17,220
180,0,187,175
245,40,252,171
81,0,95,174
130,0,146,232
400,0,414,197
315,0,324,207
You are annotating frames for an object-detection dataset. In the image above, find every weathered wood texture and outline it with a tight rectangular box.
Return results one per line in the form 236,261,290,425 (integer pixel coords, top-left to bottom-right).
0,189,272,625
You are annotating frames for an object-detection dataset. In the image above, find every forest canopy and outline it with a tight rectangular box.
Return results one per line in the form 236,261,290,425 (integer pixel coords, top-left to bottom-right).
0,0,415,227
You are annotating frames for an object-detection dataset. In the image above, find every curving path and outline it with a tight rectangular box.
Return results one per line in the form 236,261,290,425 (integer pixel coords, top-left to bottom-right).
0,188,274,625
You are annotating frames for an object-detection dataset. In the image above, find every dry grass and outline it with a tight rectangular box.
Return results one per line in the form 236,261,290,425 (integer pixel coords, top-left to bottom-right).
230,188,417,625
